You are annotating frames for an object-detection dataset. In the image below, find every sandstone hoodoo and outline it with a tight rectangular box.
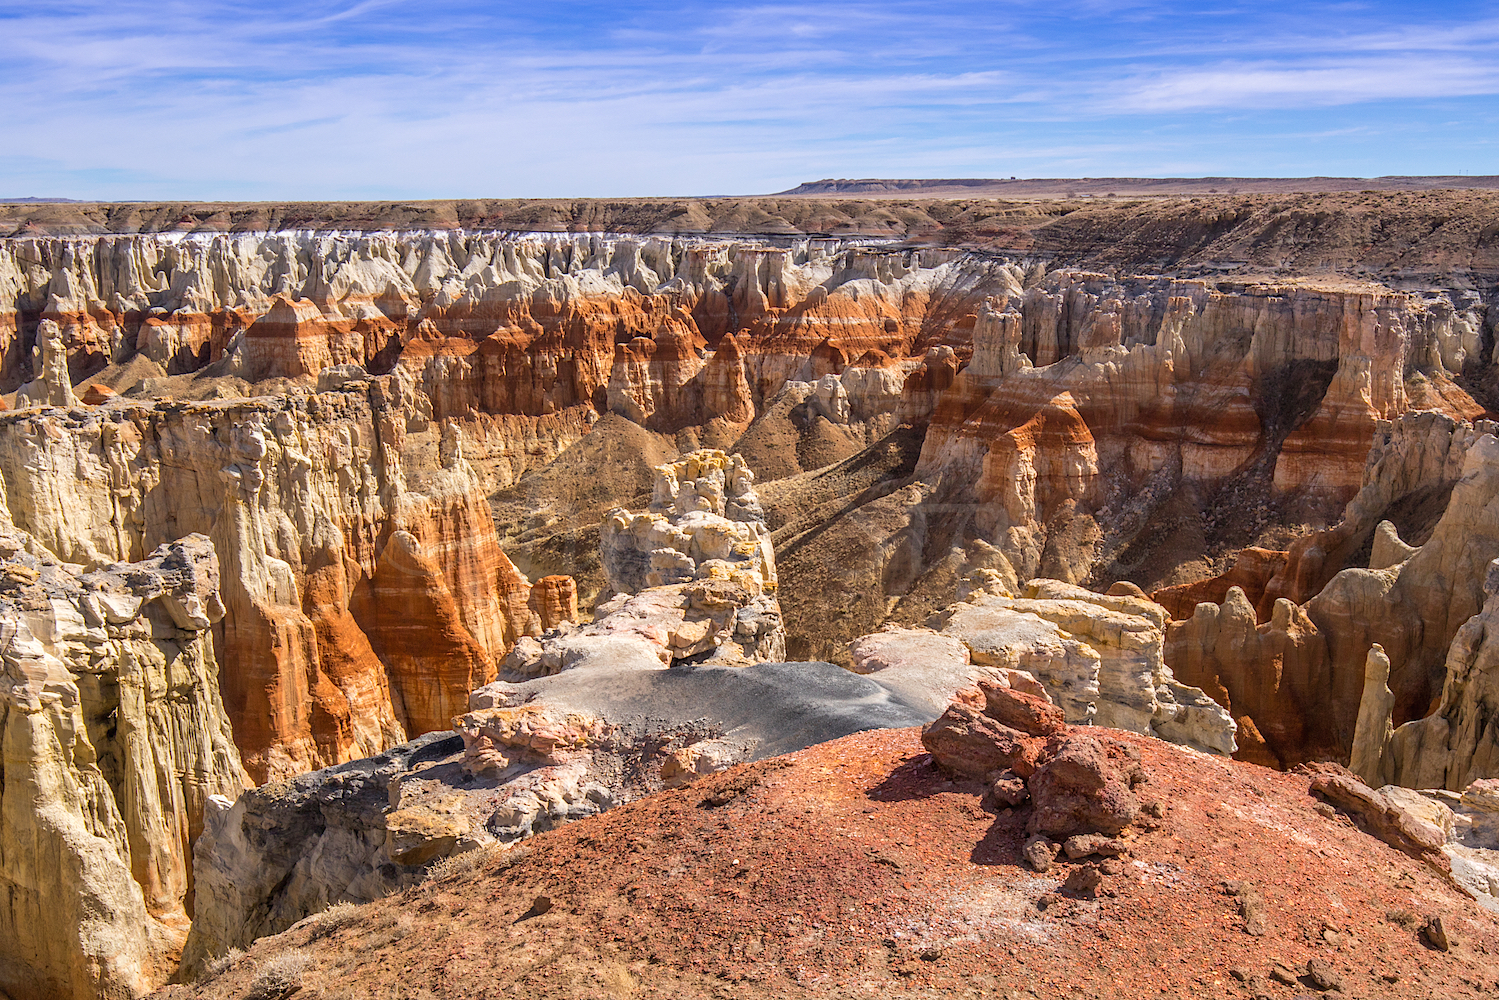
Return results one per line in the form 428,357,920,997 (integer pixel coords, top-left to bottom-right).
1,190,1499,998
0,528,249,1000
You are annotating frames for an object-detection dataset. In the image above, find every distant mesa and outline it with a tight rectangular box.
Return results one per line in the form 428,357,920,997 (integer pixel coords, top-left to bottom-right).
775,175,1499,197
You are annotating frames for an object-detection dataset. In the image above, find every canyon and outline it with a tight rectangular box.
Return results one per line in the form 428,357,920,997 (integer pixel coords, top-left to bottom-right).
0,192,1498,998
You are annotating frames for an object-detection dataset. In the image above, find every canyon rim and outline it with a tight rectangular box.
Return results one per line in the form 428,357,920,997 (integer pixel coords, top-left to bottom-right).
1,187,1499,999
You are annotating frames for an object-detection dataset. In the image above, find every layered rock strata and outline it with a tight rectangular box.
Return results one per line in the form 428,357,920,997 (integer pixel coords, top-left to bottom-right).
5,235,1484,664
914,277,1486,587
0,233,1010,427
0,377,552,781
0,529,249,1000
923,576,1237,755
4,236,1477,487
1165,415,1499,773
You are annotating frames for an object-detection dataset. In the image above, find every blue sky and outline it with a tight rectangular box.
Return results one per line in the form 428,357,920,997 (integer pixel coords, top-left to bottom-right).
1,1,1497,199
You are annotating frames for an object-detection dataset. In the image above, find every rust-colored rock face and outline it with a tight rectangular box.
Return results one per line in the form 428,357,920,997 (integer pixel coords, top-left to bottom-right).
1151,547,1287,622
915,275,1484,588
243,295,364,380
1159,412,1499,777
528,575,579,630
364,530,495,735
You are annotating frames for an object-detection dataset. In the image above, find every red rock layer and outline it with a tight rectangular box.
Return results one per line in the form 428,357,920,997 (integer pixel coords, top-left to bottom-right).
1161,411,1499,770
301,526,406,763
360,530,496,736
243,296,366,380
528,575,579,630
176,728,1499,1000
1152,547,1288,622
0,385,547,783
916,276,1483,583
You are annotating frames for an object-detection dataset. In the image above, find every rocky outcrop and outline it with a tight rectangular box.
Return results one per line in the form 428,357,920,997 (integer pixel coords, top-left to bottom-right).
527,575,578,630
1308,771,1449,871
182,658,933,972
601,450,776,596
14,319,76,409
921,681,1152,842
1378,556,1499,791
1165,419,1499,774
930,576,1237,755
0,529,249,1000
561,449,785,668
1027,734,1148,839
1165,586,1332,768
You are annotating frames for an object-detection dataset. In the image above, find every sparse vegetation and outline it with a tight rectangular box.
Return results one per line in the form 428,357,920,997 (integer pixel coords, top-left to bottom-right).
301,900,362,941
421,844,499,884
364,908,418,949
202,946,244,979
245,949,312,1000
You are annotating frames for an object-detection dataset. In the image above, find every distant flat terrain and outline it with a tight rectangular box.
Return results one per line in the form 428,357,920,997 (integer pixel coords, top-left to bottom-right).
776,175,1499,197
4,187,1498,286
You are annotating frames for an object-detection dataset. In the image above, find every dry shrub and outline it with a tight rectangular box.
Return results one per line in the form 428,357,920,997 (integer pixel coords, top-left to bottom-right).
201,946,244,979
245,948,312,1000
421,844,498,884
303,900,361,940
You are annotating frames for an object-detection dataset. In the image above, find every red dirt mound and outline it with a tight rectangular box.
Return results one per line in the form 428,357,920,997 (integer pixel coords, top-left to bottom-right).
162,728,1499,1000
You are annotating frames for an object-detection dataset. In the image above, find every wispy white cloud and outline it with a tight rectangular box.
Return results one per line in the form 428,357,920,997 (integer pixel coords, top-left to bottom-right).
1107,58,1499,111
0,1,1497,198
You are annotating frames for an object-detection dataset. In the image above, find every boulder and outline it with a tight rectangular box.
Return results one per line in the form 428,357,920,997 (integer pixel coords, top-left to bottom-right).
1309,773,1450,871
80,382,116,405
976,677,1066,736
921,703,1044,779
1028,735,1147,838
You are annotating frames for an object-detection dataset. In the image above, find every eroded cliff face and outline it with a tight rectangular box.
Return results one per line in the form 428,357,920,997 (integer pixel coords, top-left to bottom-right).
4,233,1491,770
0,529,249,1000
181,454,914,971
6,217,1499,1000
0,234,1004,433
0,375,543,782
3,234,1494,771
914,274,1487,591
503,449,785,676
1157,412,1499,779
177,453,1236,974
5,234,1483,513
